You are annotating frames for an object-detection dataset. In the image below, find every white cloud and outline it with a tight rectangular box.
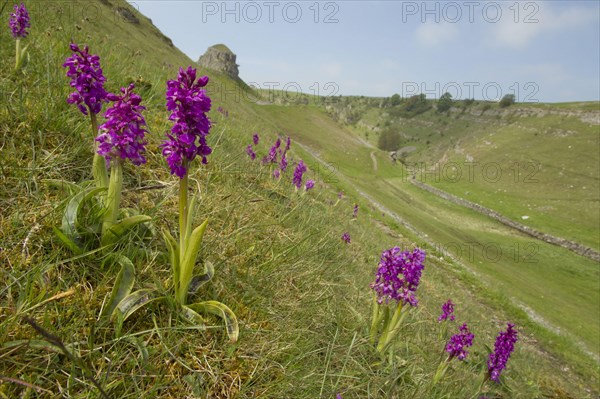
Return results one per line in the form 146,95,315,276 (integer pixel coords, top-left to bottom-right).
416,22,459,47
490,4,597,48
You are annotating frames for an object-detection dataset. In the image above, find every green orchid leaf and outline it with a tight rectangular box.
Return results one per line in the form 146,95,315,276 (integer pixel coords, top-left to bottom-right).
180,304,206,325
185,195,197,243
178,219,209,305
187,260,214,296
102,215,152,246
119,207,138,218
162,229,180,293
187,300,239,343
52,226,83,255
20,43,30,58
120,209,156,238
43,179,81,195
62,187,106,240
115,289,158,322
483,343,494,354
101,255,135,319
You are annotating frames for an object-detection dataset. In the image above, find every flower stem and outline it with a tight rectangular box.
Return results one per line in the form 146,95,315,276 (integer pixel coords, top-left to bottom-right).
15,38,21,71
370,295,381,344
377,301,404,353
432,356,450,385
179,172,188,262
101,159,122,240
438,321,448,342
90,112,108,189
472,371,488,399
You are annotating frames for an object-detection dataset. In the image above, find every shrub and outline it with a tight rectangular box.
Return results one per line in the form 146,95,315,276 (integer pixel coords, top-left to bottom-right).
377,129,401,151
437,92,453,112
499,94,515,108
463,98,475,107
389,94,431,118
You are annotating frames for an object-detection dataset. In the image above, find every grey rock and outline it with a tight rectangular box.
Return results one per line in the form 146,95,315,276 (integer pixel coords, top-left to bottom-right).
198,44,239,79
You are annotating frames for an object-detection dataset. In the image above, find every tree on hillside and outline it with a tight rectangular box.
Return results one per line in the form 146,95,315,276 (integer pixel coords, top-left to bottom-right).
390,93,401,106
499,94,515,108
378,129,401,151
437,92,453,112
404,94,427,110
401,93,431,117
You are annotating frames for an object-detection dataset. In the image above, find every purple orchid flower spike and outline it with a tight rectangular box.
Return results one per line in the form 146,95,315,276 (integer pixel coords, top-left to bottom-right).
161,66,212,178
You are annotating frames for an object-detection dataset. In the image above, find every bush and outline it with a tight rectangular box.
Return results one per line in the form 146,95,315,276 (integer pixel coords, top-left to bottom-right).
463,98,475,107
499,94,515,108
437,92,453,112
378,129,401,151
389,94,431,118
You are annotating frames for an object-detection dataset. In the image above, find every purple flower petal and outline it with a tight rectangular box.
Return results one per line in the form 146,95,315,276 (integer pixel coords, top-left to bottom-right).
438,299,456,322
246,144,256,160
8,3,30,38
63,43,109,116
370,247,426,306
487,323,518,382
446,323,474,360
96,84,147,166
160,66,212,178
341,232,351,243
293,160,307,188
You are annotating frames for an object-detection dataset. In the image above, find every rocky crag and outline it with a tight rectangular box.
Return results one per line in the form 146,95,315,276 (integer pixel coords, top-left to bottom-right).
197,44,240,80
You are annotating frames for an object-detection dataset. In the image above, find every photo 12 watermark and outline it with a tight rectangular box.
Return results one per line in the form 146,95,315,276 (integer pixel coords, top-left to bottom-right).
402,241,540,264
24,1,144,25
400,1,540,24
206,80,340,105
402,161,541,184
200,1,340,23
402,81,539,103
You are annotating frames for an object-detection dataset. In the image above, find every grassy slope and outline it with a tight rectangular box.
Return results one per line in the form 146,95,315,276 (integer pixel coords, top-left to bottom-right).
0,1,597,398
251,103,599,391
345,101,600,250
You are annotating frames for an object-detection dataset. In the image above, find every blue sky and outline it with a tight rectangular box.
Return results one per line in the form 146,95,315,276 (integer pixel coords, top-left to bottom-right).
130,1,599,103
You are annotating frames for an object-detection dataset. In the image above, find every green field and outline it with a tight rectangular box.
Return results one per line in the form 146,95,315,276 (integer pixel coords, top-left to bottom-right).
328,98,600,250
1,1,598,398
254,103,600,356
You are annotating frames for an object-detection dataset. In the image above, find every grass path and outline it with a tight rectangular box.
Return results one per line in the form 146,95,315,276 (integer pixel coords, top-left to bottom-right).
370,151,378,172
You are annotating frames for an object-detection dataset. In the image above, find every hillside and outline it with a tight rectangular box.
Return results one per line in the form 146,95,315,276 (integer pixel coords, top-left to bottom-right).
251,100,600,356
0,1,598,398
323,96,600,251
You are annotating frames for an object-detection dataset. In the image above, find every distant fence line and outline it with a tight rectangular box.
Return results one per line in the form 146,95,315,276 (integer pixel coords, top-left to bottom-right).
410,179,600,263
